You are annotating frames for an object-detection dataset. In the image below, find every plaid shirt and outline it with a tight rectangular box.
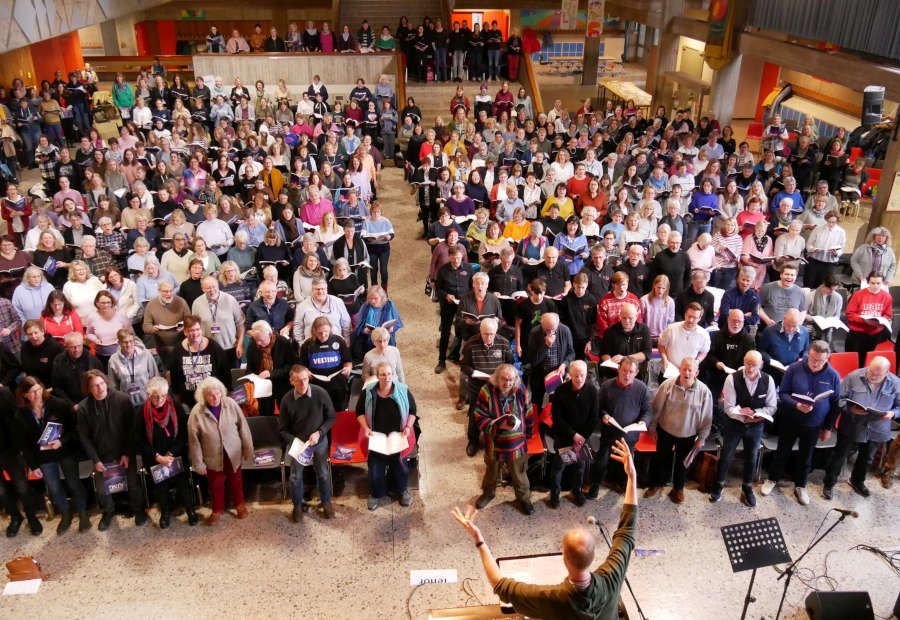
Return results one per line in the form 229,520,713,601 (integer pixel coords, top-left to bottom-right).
36,144,60,181
0,298,21,356
76,248,115,277
95,230,127,267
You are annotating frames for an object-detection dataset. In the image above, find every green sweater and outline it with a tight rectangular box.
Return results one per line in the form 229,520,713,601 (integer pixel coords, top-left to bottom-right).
493,504,637,620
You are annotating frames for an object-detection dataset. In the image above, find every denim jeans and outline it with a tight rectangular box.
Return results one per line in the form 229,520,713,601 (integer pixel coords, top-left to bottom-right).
367,451,407,498
381,131,396,160
487,49,502,78
44,123,65,148
289,439,332,505
434,47,448,81
39,457,87,514
710,266,736,290
95,457,144,514
72,103,91,134
452,51,466,79
715,416,765,486
20,125,41,165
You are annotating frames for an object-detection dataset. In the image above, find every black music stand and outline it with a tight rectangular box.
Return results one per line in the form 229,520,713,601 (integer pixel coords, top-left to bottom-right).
721,517,792,620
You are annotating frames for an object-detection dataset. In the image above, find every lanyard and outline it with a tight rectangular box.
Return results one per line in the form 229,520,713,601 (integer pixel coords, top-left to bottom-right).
189,341,202,369
128,354,136,383
208,299,218,324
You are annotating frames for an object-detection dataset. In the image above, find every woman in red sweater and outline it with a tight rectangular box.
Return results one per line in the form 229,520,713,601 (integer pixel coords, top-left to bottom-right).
845,272,892,366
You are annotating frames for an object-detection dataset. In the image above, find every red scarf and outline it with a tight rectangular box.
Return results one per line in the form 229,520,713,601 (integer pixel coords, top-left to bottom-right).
143,396,177,442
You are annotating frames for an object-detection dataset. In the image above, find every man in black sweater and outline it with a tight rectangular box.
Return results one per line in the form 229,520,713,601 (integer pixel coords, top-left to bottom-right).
559,273,597,359
78,369,146,530
435,246,473,373
548,360,599,507
650,231,691,297
20,320,63,389
591,303,652,383
580,244,614,299
526,313,575,410
533,246,571,300
488,248,525,328
675,269,715,326
590,356,653,497
455,273,503,346
616,245,650,297
52,331,102,408
701,309,754,407
279,365,336,522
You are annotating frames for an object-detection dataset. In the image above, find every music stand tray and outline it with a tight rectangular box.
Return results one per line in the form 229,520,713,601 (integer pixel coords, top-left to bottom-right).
721,517,792,620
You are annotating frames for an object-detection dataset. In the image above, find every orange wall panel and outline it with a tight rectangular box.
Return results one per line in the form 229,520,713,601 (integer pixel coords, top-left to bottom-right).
450,11,509,38
30,32,84,83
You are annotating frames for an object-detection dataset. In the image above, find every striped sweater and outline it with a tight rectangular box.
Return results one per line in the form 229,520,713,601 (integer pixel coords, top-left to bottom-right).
474,383,534,461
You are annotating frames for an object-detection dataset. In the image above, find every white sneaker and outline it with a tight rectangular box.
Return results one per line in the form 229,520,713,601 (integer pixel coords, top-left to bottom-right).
795,487,810,505
760,480,776,496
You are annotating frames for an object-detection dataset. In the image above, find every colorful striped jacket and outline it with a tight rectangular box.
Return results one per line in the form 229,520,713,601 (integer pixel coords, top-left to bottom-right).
474,382,534,461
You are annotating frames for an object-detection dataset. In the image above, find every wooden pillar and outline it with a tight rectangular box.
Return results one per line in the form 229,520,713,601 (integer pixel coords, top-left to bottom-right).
581,37,602,86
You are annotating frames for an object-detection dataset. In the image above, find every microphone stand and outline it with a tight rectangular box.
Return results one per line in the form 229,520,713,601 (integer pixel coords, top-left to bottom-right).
595,522,648,620
774,511,851,620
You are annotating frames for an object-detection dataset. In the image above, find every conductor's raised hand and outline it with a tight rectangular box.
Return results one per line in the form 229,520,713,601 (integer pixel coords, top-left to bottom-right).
451,506,483,544
609,438,636,480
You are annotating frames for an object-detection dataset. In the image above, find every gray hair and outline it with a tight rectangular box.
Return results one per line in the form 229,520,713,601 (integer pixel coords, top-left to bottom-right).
157,278,175,291
23,265,43,281
472,272,490,285
146,376,170,396
739,265,757,279
81,235,96,246
529,221,544,235
480,317,499,333
250,319,273,335
489,363,521,391
370,326,389,343
194,376,228,408
809,340,831,356
133,236,150,251
233,229,249,243
333,257,351,273
569,359,587,374
97,216,112,227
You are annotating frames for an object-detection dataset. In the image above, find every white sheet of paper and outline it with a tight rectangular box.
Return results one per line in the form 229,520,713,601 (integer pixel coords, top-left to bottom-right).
663,362,679,380
368,431,406,455
2,579,41,595
472,369,491,380
722,365,736,374
409,569,458,586
769,359,787,371
242,374,273,398
624,421,647,433
287,437,307,462
600,359,620,370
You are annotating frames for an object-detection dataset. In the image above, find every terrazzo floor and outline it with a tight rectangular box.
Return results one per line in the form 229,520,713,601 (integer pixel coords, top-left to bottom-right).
1,166,898,619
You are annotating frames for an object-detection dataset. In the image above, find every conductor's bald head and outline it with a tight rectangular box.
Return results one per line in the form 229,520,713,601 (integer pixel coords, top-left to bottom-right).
563,528,596,572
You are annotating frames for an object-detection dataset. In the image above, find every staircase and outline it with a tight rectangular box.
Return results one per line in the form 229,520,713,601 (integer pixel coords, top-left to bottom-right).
405,80,526,127
338,0,444,32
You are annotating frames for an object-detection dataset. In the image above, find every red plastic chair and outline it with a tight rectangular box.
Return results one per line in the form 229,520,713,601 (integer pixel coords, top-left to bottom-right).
634,432,657,453
848,147,863,165
828,351,859,379
862,168,882,197
746,122,764,139
329,410,367,465
875,340,893,352
865,350,896,373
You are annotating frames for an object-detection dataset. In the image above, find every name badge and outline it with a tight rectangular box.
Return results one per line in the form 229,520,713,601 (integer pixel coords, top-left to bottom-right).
128,385,142,396
210,325,222,334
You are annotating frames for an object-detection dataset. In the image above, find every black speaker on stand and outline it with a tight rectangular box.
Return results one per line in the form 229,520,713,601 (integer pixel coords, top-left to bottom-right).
805,591,874,620
862,85,885,126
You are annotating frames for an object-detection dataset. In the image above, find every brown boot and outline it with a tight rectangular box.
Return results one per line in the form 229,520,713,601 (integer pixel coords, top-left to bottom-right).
235,503,249,519
322,503,336,519
207,511,222,526
881,470,894,489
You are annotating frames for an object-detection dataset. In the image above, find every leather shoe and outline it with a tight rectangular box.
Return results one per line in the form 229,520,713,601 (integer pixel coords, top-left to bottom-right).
206,511,222,526
475,493,494,509
822,485,834,500
187,509,199,526
367,495,379,511
668,488,685,504
518,500,535,516
741,485,757,507
400,490,412,507
27,516,42,536
322,503,336,519
644,486,662,498
6,516,22,538
585,485,600,500
456,401,466,411
548,492,560,508
78,511,92,532
291,506,303,522
881,471,894,489
434,362,446,374
158,512,170,529
848,480,870,498
57,512,73,535
572,491,586,507
709,485,723,503
134,511,148,526
98,512,114,531
235,503,249,518
465,442,478,457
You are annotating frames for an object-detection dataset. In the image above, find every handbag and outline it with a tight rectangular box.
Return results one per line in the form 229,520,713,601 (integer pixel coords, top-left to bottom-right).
6,556,47,581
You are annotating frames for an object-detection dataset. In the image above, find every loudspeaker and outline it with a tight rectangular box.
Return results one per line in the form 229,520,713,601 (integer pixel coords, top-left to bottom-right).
862,85,885,126
805,591,874,620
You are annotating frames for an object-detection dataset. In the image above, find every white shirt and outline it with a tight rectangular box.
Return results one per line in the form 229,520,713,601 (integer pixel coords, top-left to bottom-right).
659,321,710,368
292,295,351,343
196,219,235,255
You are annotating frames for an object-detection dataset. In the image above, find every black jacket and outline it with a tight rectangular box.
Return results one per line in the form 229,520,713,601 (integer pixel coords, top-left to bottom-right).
133,399,188,469
247,334,297,402
20,337,64,388
51,350,103,405
14,396,78,469
616,261,650,297
675,287,715,326
580,261,614,299
549,381,599,447
559,291,598,342
77,389,135,463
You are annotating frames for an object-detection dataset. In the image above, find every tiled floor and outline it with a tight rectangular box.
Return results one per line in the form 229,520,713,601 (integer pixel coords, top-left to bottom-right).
3,168,899,619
